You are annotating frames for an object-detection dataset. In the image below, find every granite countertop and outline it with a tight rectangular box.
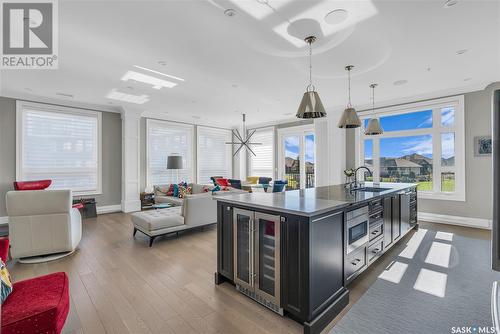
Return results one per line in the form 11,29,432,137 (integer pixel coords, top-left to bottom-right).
215,182,417,217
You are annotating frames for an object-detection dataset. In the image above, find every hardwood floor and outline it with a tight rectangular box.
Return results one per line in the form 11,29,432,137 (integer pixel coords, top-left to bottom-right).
6,213,490,334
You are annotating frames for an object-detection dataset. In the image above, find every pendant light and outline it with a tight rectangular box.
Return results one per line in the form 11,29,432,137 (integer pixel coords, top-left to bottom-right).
364,83,384,135
296,36,326,119
338,65,361,128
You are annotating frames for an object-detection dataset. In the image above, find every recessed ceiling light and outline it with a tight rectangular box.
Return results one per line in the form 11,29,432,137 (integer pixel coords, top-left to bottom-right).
456,49,468,55
122,71,177,89
232,84,238,88
56,92,74,98
224,9,237,17
325,9,349,25
443,0,458,8
133,65,185,82
158,60,166,66
393,80,408,86
106,89,149,104
192,116,201,120
127,86,134,90
464,77,472,81
426,67,431,72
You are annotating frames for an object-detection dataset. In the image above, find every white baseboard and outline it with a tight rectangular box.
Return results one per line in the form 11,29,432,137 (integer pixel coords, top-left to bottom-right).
0,216,9,225
96,205,122,215
121,199,141,213
418,211,492,230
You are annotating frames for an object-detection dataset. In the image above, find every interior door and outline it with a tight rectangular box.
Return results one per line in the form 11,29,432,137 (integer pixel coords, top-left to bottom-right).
278,128,315,190
233,209,254,290
254,212,280,305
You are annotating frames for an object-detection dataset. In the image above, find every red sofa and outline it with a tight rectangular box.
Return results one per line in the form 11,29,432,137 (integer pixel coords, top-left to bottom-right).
0,238,70,334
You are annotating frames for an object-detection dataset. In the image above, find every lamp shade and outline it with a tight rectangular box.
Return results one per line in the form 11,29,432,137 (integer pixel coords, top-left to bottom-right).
365,118,384,135
338,107,361,128
166,155,183,169
296,91,327,119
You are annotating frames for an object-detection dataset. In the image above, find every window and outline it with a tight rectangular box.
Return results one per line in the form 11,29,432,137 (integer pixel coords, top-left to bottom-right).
147,119,194,185
197,126,232,184
16,101,102,195
358,96,465,201
249,127,274,178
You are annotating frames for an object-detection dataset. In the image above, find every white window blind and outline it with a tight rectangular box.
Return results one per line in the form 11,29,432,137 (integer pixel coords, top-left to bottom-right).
147,119,194,185
197,126,232,184
249,127,274,178
17,101,102,195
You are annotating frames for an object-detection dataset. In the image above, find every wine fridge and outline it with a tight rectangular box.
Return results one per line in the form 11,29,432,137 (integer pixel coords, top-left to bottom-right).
233,208,282,314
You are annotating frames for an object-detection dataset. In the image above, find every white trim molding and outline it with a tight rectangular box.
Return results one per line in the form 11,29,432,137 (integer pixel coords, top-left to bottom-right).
96,205,122,215
418,211,491,229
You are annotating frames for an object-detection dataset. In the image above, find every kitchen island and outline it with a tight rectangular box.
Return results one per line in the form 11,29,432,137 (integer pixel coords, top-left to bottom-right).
215,182,417,334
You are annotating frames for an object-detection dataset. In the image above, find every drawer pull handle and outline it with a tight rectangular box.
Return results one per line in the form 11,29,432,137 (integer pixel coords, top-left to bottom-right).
372,248,380,253
351,258,361,266
372,230,380,235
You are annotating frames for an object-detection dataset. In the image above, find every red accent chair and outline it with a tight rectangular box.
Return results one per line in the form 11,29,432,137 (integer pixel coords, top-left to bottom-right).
0,238,70,334
13,180,52,191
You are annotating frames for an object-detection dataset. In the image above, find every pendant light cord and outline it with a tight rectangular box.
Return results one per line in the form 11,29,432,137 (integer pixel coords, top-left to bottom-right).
347,68,352,108
307,40,314,91
371,85,376,115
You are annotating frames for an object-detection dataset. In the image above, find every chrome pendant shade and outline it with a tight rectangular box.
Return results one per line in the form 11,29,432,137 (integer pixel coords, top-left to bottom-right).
296,36,326,119
364,83,384,135
338,65,361,128
297,91,326,119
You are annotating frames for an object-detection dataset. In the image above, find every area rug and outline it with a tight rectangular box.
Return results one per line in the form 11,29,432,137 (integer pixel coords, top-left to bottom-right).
331,227,500,334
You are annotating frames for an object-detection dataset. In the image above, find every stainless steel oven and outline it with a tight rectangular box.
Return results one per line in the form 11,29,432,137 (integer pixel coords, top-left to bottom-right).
345,206,369,254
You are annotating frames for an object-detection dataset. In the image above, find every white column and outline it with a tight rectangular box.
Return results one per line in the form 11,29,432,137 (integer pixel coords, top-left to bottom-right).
314,111,346,186
121,108,142,213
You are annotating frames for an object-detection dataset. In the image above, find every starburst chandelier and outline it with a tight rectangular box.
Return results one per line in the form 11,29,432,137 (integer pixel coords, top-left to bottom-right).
226,114,262,157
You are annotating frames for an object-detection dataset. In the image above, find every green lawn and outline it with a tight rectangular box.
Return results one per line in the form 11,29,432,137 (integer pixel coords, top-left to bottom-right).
416,179,455,192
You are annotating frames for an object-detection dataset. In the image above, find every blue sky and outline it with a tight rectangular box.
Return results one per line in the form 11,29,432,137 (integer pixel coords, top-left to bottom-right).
364,108,455,159
284,134,314,162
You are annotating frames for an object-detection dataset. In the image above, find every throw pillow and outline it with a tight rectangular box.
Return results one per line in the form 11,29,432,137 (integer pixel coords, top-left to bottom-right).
166,184,175,196
0,260,12,304
202,185,212,193
216,178,230,187
173,184,179,197
155,185,170,196
178,186,192,198
211,185,221,193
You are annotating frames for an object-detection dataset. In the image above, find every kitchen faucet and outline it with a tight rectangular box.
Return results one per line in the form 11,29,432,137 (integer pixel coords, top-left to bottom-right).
349,166,373,190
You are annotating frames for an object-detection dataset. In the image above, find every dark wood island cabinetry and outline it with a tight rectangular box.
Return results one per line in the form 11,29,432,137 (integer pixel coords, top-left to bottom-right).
215,183,417,334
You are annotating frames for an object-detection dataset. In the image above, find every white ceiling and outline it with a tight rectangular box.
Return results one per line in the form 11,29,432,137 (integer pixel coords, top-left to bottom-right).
1,0,499,127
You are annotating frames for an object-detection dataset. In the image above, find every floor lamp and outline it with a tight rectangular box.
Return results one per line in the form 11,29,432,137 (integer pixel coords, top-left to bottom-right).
167,155,183,183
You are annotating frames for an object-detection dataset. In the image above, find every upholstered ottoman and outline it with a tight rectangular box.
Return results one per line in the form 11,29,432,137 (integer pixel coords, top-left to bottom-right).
131,207,185,246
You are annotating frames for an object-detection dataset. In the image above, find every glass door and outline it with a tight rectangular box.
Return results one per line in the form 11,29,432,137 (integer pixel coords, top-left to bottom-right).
278,128,315,190
254,212,280,305
233,209,254,289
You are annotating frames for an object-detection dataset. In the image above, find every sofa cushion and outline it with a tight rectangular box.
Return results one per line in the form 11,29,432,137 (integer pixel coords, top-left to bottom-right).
131,207,184,232
1,272,69,334
13,180,52,191
154,184,171,196
155,195,183,206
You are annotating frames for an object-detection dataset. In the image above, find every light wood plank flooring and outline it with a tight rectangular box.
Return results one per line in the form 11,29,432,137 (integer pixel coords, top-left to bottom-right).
6,213,489,334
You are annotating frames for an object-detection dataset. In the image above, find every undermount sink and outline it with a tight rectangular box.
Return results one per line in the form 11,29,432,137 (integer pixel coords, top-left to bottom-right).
352,187,391,192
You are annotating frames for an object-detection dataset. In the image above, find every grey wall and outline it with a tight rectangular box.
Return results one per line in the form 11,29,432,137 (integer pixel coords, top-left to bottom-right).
0,96,122,216
346,83,500,220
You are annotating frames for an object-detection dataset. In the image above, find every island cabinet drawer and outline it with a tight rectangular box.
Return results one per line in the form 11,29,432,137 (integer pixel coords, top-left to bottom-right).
369,199,383,214
369,221,384,242
368,238,384,263
345,246,367,283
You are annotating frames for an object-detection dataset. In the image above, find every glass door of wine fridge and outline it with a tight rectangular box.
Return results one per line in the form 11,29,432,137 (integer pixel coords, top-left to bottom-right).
254,212,281,306
233,209,254,290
